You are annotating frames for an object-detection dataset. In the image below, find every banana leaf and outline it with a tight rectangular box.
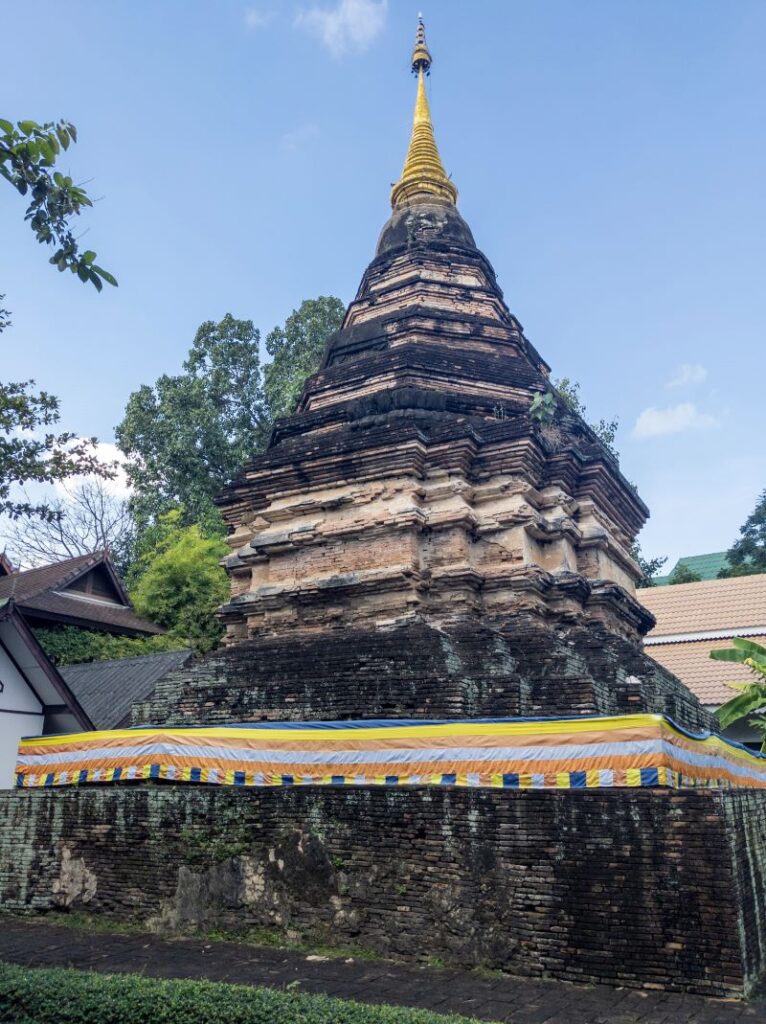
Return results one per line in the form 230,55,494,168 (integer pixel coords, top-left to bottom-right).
731,637,766,658
717,686,766,731
711,648,749,663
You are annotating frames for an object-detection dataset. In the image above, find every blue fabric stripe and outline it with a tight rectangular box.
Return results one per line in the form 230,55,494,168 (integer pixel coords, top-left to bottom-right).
640,767,659,787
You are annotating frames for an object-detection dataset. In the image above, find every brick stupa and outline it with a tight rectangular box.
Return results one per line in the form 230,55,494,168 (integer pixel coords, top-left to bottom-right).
6,24,766,1000
137,22,709,733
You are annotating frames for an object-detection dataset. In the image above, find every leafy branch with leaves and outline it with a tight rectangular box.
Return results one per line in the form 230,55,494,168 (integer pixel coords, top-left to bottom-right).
712,638,766,749
0,118,116,291
0,370,112,521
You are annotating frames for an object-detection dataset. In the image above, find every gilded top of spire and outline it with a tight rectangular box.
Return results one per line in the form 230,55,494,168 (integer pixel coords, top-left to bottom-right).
390,19,458,210
410,16,432,73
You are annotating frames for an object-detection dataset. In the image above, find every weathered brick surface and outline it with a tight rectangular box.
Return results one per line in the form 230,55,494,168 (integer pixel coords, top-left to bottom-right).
134,619,713,731
0,785,763,997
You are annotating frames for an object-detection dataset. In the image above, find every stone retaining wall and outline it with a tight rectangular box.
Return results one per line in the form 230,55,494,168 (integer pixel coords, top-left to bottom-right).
0,785,764,996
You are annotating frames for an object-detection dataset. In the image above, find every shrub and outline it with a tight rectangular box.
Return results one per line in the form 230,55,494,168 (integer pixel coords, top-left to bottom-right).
0,962,491,1024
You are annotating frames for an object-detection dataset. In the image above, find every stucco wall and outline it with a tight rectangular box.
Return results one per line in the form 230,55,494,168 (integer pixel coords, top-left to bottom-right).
0,646,43,790
0,785,764,996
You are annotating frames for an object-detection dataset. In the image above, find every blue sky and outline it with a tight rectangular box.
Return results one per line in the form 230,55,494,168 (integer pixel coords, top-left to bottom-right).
2,0,764,567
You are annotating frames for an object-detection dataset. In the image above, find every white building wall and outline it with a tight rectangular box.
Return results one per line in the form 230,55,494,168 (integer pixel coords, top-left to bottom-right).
0,646,44,788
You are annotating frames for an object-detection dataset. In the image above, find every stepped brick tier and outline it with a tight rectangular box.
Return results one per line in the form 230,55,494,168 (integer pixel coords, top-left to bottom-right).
0,786,765,997
138,23,714,734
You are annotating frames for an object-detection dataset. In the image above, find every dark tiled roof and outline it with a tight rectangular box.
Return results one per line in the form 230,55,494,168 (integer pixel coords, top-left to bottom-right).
0,552,162,636
61,649,192,730
0,552,99,602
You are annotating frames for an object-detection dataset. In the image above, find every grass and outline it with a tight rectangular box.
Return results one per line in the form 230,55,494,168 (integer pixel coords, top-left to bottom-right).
0,962,499,1024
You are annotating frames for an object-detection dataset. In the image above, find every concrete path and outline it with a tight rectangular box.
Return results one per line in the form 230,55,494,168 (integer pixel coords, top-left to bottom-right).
0,920,764,1023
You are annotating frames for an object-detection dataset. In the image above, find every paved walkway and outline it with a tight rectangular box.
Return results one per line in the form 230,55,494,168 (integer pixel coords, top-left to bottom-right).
0,920,764,1023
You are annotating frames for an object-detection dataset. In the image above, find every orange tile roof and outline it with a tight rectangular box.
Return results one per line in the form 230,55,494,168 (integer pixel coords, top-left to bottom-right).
647,637,766,707
640,574,766,706
641,574,766,636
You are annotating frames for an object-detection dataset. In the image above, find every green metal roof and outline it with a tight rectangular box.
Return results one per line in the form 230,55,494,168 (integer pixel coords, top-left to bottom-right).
655,551,730,586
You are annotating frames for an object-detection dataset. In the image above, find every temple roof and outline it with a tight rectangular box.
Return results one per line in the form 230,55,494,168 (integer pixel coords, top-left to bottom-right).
0,551,163,637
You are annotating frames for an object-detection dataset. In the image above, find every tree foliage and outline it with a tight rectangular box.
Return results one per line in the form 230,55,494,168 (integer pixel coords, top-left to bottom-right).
1,117,115,525
667,563,702,586
35,626,183,667
129,510,229,654
719,490,766,578
264,296,344,420
631,542,667,589
117,300,344,529
711,638,766,749
116,315,269,527
0,118,115,290
553,378,620,461
4,478,134,575
0,305,112,521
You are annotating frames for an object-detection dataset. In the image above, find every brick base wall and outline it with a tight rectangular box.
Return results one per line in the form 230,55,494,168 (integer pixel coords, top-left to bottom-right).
0,786,764,996
133,620,713,733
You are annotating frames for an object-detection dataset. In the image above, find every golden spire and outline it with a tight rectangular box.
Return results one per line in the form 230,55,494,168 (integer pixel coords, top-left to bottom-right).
390,18,458,210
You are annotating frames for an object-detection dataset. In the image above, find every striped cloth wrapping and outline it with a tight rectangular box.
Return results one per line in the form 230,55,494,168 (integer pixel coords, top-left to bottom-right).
15,714,766,791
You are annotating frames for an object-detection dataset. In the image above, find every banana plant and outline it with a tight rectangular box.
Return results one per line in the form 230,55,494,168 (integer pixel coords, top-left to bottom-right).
710,638,766,748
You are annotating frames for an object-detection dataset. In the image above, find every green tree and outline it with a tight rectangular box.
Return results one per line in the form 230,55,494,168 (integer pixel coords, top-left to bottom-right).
632,542,667,589
553,377,620,461
1,303,111,521
719,490,765,578
117,300,344,529
129,510,229,654
1,118,116,524
0,118,115,290
116,315,269,528
264,296,345,420
668,563,702,585
711,638,766,749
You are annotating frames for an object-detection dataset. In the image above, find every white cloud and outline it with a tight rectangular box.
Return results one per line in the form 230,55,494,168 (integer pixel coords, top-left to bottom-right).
280,122,320,152
295,0,387,57
666,363,708,389
631,402,719,440
53,441,132,500
243,7,273,30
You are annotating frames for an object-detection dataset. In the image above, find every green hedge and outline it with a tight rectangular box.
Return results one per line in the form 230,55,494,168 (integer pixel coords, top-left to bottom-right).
0,962,491,1024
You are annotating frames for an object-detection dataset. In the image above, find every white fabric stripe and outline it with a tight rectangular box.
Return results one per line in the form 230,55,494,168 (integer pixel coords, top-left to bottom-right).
18,737,766,786
18,738,669,769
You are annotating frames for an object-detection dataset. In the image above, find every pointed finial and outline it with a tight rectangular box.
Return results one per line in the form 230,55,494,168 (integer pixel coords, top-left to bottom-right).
411,16,431,74
391,18,457,209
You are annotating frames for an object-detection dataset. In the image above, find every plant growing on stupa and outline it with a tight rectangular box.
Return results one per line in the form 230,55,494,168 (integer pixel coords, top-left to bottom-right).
529,391,556,425
554,377,620,460
711,638,766,749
